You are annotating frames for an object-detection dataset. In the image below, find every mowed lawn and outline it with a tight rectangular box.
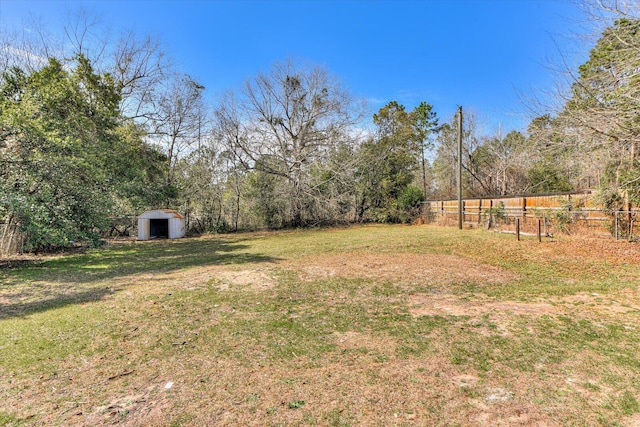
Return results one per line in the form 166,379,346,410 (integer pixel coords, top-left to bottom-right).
1,225,640,426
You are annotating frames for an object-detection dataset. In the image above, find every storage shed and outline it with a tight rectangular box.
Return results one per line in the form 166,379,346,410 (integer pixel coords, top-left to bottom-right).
138,209,185,240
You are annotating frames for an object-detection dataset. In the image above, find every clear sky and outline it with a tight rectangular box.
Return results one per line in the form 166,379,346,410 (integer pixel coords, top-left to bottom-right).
1,0,591,134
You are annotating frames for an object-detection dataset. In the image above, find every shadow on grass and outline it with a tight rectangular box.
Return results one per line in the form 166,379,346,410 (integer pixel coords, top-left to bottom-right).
0,286,116,320
0,236,281,319
0,258,44,269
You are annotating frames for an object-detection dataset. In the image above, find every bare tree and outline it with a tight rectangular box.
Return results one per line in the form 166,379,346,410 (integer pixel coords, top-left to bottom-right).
110,32,170,124
472,129,531,196
0,15,63,73
150,74,206,190
0,7,172,128
63,7,110,62
432,110,497,198
214,60,363,226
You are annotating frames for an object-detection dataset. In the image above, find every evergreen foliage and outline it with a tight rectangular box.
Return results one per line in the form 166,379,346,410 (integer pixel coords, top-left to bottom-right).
0,56,166,251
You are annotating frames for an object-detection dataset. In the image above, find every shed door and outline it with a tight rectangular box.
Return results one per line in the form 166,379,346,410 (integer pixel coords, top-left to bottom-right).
149,219,169,238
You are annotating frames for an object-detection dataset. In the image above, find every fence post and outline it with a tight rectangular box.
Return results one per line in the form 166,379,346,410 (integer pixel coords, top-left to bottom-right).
629,202,634,242
516,218,521,241
462,200,466,225
537,219,542,243
488,199,494,229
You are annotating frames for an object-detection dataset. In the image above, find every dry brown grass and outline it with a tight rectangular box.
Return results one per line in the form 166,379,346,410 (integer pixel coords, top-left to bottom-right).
294,252,518,285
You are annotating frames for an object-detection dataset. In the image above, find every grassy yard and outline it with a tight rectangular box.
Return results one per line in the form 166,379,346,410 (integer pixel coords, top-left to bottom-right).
1,224,639,426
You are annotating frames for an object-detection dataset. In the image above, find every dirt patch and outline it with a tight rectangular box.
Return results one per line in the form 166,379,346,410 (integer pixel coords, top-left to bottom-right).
93,393,147,419
213,269,275,291
556,236,640,265
333,331,397,353
295,252,518,285
408,292,640,325
138,265,276,292
85,382,173,426
553,291,640,317
451,374,480,388
408,293,559,318
624,413,640,427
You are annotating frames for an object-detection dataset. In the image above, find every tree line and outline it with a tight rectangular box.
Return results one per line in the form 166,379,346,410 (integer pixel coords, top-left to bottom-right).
1,3,638,252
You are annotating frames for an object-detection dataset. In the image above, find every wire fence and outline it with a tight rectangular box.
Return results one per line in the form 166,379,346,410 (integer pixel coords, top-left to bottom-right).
612,210,639,241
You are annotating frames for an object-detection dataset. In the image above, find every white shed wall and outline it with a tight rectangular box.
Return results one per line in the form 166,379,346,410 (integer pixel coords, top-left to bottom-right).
168,218,185,239
138,218,150,240
137,210,185,240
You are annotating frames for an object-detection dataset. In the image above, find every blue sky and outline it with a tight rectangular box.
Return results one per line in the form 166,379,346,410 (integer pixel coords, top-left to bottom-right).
1,0,590,134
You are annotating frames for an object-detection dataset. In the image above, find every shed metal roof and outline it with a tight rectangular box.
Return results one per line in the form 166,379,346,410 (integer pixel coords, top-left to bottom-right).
138,209,185,220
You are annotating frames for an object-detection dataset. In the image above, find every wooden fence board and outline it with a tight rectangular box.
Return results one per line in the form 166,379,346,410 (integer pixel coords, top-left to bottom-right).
425,191,638,236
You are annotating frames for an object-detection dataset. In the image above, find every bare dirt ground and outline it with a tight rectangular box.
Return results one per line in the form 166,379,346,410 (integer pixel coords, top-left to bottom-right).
408,291,640,320
294,252,518,285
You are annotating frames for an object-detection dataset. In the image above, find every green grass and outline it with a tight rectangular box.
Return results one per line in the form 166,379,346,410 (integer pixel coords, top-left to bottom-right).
1,225,640,425
0,411,22,427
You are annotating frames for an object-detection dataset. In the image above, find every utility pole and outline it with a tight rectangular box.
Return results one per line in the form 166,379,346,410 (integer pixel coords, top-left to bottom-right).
457,106,463,230
421,149,428,203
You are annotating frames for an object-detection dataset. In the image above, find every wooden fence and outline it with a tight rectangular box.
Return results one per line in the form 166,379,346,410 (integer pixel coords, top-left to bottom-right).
424,191,639,239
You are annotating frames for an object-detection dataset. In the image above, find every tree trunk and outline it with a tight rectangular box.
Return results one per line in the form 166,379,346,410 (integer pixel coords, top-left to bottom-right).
234,176,240,232
421,154,428,198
